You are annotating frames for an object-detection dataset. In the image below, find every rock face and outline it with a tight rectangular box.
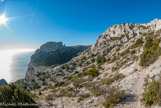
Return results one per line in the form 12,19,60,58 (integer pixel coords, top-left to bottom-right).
39,42,63,52
26,42,90,77
0,79,8,85
16,19,161,108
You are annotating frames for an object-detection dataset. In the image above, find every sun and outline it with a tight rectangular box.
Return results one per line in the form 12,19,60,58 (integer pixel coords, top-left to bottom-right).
0,14,9,25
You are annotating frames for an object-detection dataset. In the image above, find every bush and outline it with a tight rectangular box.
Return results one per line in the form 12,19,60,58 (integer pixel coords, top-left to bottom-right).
91,85,106,96
39,92,42,95
130,50,136,55
0,84,38,107
91,54,96,58
64,87,74,97
120,49,130,56
144,36,153,49
81,56,87,63
110,35,125,41
96,56,106,64
103,86,125,108
106,73,124,85
65,64,69,71
131,38,143,49
141,77,161,106
54,81,65,87
77,93,90,102
140,38,161,66
33,82,41,89
87,68,99,77
45,94,54,102
42,81,47,86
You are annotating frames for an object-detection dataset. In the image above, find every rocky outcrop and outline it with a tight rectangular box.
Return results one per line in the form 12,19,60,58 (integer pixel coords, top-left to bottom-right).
0,79,8,85
16,19,161,108
26,42,90,77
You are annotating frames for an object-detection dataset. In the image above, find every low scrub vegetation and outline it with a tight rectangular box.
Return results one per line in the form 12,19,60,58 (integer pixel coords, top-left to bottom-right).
87,68,99,77
103,86,125,108
96,56,106,64
140,38,161,66
0,84,38,107
106,73,124,85
144,36,153,49
110,35,125,41
45,94,54,102
141,76,161,106
77,93,90,102
120,48,130,56
130,50,136,55
131,38,143,49
54,81,65,87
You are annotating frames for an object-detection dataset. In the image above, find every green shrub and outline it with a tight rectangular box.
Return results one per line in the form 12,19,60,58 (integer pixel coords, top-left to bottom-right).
32,82,41,90
39,92,42,95
144,36,153,49
65,64,69,71
77,93,90,102
91,54,96,58
103,86,125,108
61,65,65,69
81,56,87,63
140,39,161,66
64,87,74,97
130,50,136,55
39,77,45,81
91,85,105,96
87,68,99,77
106,73,124,85
120,48,130,56
42,81,47,86
45,94,54,102
73,78,83,93
54,81,65,87
131,38,143,49
110,35,125,41
0,84,38,107
141,77,161,106
96,56,106,64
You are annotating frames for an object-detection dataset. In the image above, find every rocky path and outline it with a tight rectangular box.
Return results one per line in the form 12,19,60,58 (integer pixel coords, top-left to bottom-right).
119,64,147,108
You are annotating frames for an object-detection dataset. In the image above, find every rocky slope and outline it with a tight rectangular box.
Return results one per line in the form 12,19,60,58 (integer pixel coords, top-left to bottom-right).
26,42,90,78
16,19,161,108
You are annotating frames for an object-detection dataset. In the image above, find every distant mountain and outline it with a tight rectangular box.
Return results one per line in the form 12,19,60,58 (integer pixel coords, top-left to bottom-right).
0,79,8,85
16,19,161,108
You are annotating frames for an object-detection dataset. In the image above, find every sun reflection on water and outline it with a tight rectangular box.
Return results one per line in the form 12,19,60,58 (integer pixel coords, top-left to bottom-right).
0,49,35,83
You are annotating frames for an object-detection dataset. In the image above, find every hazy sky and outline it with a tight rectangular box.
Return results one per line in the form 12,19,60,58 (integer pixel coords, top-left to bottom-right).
0,0,161,49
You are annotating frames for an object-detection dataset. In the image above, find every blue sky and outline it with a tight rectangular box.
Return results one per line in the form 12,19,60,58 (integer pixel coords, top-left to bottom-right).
0,0,161,49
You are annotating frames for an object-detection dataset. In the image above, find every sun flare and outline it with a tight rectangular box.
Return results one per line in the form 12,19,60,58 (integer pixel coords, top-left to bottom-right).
0,14,9,25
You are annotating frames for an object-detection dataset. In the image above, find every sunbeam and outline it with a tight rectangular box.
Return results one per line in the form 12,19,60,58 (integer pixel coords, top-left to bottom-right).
0,13,9,25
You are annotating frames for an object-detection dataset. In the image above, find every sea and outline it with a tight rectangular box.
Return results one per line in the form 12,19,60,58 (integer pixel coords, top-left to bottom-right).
0,49,34,83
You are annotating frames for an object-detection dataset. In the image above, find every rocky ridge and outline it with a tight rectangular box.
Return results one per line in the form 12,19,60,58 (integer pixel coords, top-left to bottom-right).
26,42,90,78
17,19,161,108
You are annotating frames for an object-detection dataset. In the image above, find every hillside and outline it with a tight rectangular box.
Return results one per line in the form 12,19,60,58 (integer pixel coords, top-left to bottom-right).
16,19,161,108
25,42,90,79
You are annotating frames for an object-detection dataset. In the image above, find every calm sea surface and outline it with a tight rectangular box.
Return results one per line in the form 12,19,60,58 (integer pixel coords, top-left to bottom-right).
0,49,34,83
10,52,34,82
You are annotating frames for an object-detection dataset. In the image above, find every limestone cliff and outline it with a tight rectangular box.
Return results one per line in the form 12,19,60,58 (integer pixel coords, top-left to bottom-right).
26,42,90,78
16,19,161,108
